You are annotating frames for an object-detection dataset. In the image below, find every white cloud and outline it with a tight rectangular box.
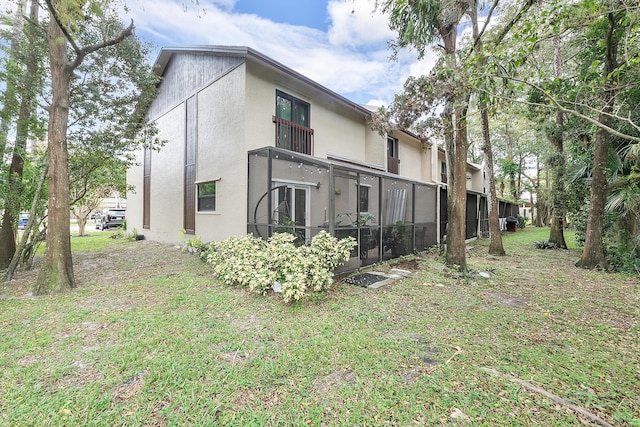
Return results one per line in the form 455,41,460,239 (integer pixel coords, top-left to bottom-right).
326,0,395,48
126,1,440,105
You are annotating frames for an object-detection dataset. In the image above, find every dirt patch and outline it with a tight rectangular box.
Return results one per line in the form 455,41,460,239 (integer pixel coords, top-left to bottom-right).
112,370,149,401
53,361,104,388
1,240,204,299
313,368,357,395
485,292,532,308
389,258,421,271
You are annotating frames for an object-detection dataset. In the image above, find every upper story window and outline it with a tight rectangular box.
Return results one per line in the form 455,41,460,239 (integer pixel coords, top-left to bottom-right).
387,137,399,174
273,90,314,155
441,161,447,183
276,90,310,126
387,137,399,158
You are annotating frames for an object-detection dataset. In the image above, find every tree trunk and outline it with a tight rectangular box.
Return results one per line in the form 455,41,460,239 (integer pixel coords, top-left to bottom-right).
77,216,87,236
0,0,26,162
445,104,469,270
576,9,618,270
548,33,567,248
439,23,467,271
575,121,610,269
481,108,505,256
34,14,75,294
470,2,504,256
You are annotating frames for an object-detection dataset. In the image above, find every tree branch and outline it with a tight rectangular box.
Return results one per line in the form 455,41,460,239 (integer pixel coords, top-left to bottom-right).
70,19,135,70
43,0,135,71
477,78,640,143
493,0,537,45
474,0,499,49
43,0,82,58
479,367,614,427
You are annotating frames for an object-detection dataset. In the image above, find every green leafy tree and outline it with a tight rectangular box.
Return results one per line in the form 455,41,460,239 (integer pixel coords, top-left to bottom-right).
69,153,127,237
378,0,471,270
32,1,161,294
575,1,635,269
0,0,45,269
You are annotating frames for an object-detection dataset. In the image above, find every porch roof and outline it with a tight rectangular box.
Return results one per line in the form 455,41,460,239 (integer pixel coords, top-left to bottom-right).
250,146,438,189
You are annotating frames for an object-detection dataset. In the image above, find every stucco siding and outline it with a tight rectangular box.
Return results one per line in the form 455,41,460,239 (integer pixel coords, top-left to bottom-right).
244,65,279,151
365,127,385,167
126,149,144,234
314,105,366,161
146,104,187,243
195,66,248,242
396,135,423,182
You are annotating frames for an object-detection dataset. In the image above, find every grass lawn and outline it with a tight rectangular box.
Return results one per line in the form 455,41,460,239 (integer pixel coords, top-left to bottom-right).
1,227,638,426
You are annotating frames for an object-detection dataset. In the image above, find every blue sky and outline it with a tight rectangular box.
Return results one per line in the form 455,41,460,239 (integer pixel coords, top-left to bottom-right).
232,0,331,30
123,0,436,106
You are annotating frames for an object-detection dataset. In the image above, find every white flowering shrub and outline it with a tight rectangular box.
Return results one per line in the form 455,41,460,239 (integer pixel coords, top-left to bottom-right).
201,231,356,302
305,231,356,292
203,234,275,294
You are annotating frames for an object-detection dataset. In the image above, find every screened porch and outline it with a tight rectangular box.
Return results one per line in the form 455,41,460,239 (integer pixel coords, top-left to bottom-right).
247,147,439,271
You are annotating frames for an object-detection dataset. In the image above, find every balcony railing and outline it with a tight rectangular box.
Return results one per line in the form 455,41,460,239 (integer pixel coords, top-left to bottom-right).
273,116,314,155
387,156,400,174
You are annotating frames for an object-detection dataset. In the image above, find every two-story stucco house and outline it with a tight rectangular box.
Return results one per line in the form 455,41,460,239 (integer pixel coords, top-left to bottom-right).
127,46,517,269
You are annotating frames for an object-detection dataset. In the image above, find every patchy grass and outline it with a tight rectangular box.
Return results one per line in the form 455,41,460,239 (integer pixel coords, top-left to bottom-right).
0,227,638,426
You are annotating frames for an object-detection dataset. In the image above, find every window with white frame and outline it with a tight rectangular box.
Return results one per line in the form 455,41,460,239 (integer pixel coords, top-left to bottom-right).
197,181,217,212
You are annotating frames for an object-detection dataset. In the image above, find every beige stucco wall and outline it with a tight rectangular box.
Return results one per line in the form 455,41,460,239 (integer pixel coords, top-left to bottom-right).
194,66,248,242
313,105,366,161
364,127,385,167
128,66,249,245
143,104,186,243
467,165,484,193
126,150,144,234
395,132,430,183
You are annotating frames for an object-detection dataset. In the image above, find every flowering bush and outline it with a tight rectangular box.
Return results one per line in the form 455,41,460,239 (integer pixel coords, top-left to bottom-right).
201,231,356,302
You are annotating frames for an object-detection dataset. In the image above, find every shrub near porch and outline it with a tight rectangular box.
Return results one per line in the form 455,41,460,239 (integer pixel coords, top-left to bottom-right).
201,231,356,302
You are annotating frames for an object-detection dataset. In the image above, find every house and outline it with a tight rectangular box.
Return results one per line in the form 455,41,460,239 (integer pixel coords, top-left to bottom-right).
127,46,516,268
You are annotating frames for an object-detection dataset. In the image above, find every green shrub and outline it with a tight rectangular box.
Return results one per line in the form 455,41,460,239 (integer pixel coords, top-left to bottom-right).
605,244,639,274
201,231,356,302
516,215,527,229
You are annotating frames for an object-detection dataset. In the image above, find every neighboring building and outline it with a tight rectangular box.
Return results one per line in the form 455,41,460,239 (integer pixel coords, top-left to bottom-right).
127,46,516,268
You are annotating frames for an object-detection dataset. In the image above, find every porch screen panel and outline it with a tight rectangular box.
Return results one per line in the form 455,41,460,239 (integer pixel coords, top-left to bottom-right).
184,96,196,234
415,184,437,250
247,149,270,238
466,193,478,239
143,147,151,229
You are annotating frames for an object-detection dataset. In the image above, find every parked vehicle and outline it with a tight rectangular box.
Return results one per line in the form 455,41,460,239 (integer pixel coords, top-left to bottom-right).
18,215,29,229
96,209,126,230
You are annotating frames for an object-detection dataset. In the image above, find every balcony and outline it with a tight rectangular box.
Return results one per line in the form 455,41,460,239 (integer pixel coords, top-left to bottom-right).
387,156,400,174
273,116,314,155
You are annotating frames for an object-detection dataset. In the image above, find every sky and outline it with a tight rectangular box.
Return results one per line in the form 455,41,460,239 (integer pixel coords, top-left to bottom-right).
120,0,437,106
